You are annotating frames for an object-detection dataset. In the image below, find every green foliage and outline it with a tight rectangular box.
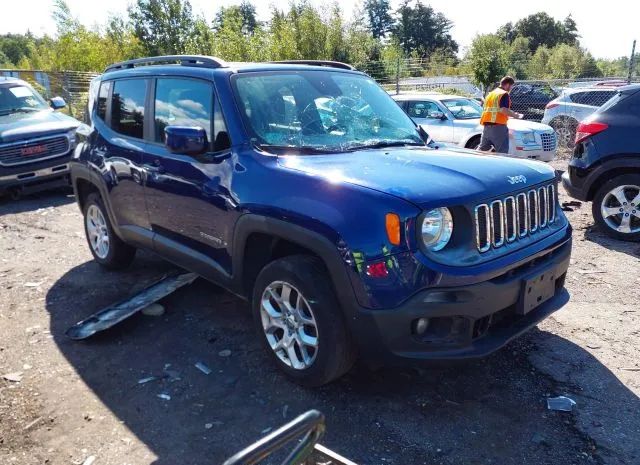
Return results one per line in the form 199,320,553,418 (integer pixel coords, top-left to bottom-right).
545,44,602,79
466,34,508,92
128,0,195,55
364,0,393,39
498,12,579,52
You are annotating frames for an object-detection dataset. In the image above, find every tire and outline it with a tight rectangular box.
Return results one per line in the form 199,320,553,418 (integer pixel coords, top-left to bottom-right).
252,255,356,386
465,135,481,150
592,174,640,242
83,192,136,269
550,117,578,149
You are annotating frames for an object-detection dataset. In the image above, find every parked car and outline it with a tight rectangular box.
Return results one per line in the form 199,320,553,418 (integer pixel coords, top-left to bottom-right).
393,93,558,162
0,77,80,199
562,84,640,241
509,83,559,121
72,56,572,386
542,87,618,148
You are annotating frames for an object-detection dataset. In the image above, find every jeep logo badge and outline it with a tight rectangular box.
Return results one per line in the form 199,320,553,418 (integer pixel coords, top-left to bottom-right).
507,175,527,185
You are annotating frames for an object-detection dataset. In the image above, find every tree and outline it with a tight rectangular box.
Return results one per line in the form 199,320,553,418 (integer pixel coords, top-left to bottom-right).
527,45,551,78
506,36,531,79
391,0,458,58
363,0,393,39
128,0,195,55
497,12,580,53
466,34,509,92
546,44,602,79
560,15,579,46
215,1,259,36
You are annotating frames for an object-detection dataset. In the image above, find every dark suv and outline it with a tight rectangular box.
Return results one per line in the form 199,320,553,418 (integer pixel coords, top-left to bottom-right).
71,56,572,386
562,84,640,241
0,77,80,199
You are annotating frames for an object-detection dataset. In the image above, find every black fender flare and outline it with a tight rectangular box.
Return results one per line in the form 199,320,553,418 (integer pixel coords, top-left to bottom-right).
230,214,362,317
581,156,640,200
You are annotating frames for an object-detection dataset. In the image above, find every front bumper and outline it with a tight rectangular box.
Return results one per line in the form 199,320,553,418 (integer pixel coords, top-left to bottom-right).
0,154,71,192
350,238,571,364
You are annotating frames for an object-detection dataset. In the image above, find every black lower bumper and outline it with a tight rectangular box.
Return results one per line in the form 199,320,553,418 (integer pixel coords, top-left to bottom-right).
561,170,587,201
350,239,572,364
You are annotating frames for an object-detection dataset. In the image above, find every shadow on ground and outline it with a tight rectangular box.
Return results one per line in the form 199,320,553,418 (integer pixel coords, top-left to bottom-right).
584,226,640,259
0,189,75,215
45,257,638,465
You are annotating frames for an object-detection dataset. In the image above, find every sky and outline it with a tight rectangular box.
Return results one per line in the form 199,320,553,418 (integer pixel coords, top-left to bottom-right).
0,0,636,59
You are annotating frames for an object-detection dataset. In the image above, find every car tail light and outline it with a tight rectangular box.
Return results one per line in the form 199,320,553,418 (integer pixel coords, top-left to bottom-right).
545,102,559,109
575,121,609,144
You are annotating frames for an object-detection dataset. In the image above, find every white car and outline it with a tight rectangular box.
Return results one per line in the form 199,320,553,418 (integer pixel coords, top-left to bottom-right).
541,87,618,147
393,93,558,162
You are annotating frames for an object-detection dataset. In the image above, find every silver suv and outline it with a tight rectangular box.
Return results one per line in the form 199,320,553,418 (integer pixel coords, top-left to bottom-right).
541,87,618,147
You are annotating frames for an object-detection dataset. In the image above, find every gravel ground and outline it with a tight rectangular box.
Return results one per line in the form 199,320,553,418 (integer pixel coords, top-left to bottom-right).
0,158,638,465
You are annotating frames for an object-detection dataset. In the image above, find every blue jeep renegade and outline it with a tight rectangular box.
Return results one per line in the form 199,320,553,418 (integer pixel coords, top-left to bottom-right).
71,56,572,386
0,77,79,199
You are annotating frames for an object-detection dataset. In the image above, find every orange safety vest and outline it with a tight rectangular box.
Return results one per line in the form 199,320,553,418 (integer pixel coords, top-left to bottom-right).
480,88,510,125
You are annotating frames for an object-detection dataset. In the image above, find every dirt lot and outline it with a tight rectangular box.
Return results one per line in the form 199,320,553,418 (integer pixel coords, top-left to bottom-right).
1,158,639,465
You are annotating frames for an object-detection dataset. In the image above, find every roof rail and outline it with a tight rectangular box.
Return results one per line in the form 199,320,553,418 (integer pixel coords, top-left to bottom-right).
268,60,356,71
104,55,228,73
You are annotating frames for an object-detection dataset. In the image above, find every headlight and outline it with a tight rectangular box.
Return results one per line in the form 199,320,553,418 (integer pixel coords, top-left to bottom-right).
421,208,453,251
67,129,77,148
521,132,536,144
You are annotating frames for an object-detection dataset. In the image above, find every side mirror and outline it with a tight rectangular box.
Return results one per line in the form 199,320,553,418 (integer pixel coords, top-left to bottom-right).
165,126,208,156
50,96,66,110
430,111,446,120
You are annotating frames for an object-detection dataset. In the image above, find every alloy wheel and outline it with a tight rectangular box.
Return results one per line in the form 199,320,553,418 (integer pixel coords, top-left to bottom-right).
600,185,640,234
86,204,110,259
260,281,319,370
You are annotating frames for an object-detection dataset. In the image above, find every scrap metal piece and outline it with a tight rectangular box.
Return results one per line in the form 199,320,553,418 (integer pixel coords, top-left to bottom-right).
65,272,198,340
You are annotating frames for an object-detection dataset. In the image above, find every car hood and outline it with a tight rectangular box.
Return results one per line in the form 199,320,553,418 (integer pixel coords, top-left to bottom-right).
0,110,80,144
506,118,553,132
278,147,556,207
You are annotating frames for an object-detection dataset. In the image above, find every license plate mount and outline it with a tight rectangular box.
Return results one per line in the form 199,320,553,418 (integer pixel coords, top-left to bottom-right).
518,269,556,315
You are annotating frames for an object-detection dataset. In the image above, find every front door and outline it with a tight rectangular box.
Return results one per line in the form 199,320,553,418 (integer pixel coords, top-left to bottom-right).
406,100,454,143
142,77,235,275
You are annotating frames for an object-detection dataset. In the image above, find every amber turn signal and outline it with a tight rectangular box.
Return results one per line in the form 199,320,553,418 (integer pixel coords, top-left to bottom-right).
385,213,401,246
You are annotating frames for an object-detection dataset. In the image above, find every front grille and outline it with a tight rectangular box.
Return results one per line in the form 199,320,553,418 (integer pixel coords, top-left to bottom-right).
475,183,557,252
0,136,70,166
540,133,557,152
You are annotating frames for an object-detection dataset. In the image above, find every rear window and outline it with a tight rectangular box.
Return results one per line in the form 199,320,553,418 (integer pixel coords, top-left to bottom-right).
596,91,624,113
111,79,147,139
570,90,616,106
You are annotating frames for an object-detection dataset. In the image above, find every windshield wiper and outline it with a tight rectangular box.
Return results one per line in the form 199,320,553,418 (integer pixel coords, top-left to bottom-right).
255,144,338,155
0,107,41,115
344,141,425,151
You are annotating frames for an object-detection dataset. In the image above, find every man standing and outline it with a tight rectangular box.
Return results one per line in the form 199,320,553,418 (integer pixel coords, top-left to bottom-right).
478,76,523,153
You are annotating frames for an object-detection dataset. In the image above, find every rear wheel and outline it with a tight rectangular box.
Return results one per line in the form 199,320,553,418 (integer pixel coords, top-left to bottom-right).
252,255,356,386
465,135,481,150
550,117,578,149
83,193,136,269
592,174,640,241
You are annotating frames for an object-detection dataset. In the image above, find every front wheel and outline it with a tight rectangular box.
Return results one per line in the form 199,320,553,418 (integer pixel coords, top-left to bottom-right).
252,255,356,386
592,174,640,241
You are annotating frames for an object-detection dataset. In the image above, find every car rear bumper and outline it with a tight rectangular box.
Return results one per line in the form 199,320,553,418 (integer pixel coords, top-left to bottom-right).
561,170,588,201
349,238,571,365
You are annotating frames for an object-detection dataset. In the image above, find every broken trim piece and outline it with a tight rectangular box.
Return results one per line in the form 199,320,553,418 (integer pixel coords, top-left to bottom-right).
65,272,198,340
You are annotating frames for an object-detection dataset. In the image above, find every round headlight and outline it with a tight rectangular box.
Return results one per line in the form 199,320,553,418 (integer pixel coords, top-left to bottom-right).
421,208,453,251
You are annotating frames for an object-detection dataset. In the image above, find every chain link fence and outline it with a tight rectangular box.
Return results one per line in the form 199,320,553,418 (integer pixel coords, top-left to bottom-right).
1,69,98,119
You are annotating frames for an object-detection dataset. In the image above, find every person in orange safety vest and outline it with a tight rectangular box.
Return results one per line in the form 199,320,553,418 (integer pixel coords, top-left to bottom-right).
478,76,524,154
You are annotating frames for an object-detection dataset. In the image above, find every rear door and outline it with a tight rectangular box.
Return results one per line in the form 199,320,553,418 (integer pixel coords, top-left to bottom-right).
142,76,235,275
91,78,151,237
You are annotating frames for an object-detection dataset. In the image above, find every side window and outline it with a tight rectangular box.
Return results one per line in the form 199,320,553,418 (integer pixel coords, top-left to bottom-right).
569,92,585,104
407,101,440,118
590,91,615,107
154,78,213,145
111,79,147,139
96,81,111,122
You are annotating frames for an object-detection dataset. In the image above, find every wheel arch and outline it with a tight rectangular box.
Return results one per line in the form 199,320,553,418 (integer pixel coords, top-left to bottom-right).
585,158,640,201
231,215,360,312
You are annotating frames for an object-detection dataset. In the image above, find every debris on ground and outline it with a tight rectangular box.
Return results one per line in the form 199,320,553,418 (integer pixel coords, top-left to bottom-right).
218,349,232,357
23,281,43,287
137,376,157,385
157,393,171,401
194,362,212,375
65,272,198,340
141,303,165,317
561,201,583,211
547,396,577,412
82,455,96,465
3,372,23,382
575,269,606,275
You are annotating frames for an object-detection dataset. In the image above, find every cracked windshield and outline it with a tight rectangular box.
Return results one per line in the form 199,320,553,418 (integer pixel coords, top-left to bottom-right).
233,71,424,153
